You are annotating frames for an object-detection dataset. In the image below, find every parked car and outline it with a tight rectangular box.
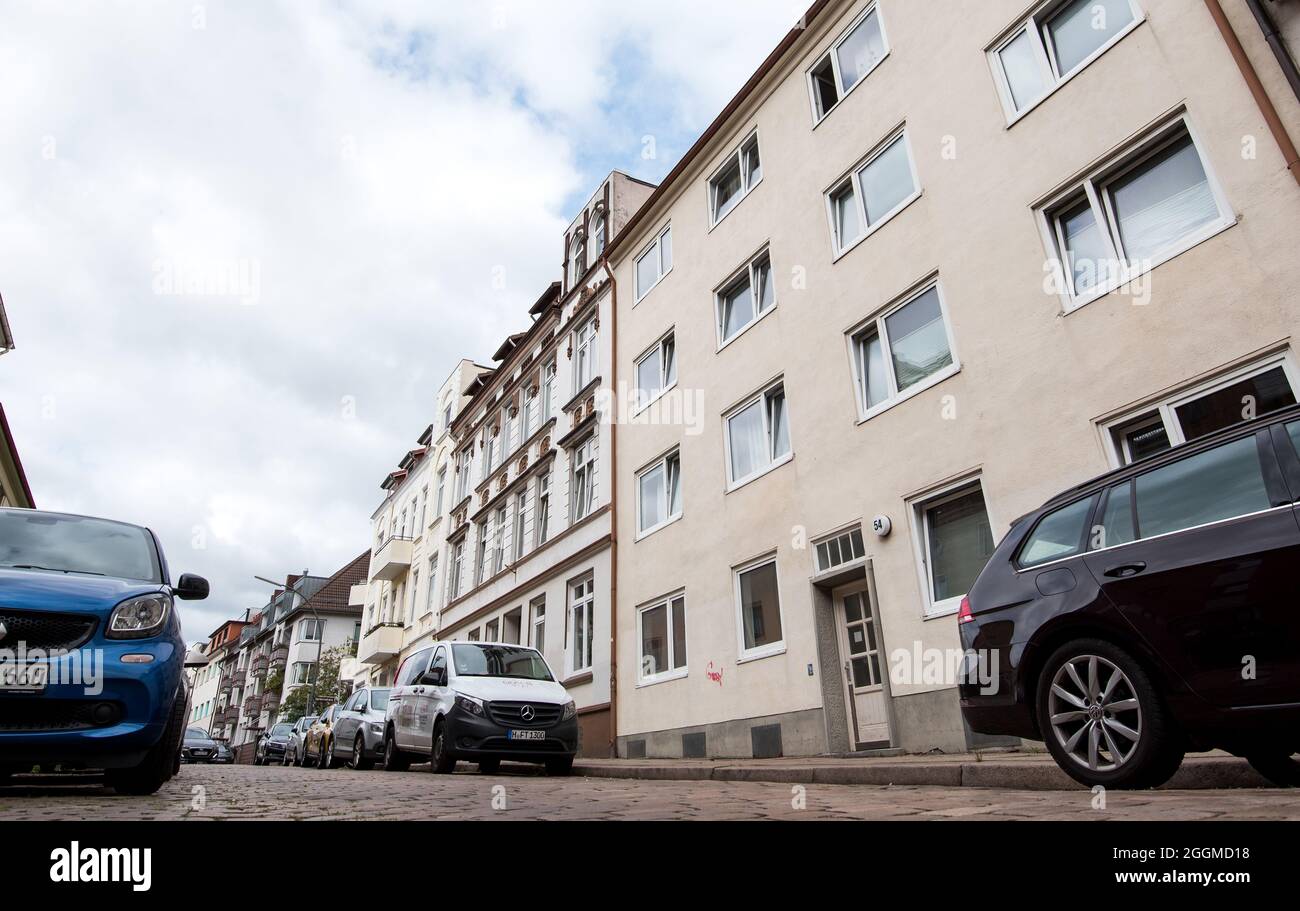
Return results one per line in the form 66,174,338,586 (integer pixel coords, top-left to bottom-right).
959,407,1300,789
255,722,293,765
0,508,209,795
302,704,342,768
181,726,218,763
212,740,233,764
327,686,391,770
283,714,317,766
383,641,577,776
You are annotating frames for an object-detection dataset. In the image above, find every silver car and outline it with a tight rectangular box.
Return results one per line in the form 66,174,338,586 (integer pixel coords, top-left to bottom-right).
283,715,318,767
327,687,391,770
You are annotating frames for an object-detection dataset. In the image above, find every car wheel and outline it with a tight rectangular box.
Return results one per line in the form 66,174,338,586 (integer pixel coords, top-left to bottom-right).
1246,751,1300,787
1037,638,1184,790
545,756,574,777
478,759,500,775
430,724,457,774
321,737,335,770
303,743,316,768
107,687,187,796
384,730,411,772
351,734,373,771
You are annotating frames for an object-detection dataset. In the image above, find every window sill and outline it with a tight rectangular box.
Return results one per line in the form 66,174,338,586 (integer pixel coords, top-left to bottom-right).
716,304,777,354
563,670,594,687
636,669,688,688
923,603,960,622
737,643,786,665
707,177,764,235
856,364,960,425
726,452,793,495
811,50,891,130
831,190,922,264
635,513,682,543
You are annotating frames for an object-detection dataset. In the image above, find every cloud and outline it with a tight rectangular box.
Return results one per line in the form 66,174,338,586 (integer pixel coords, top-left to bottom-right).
0,0,798,640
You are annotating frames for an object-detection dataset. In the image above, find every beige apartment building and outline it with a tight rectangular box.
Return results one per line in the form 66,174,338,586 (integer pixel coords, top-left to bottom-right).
606,0,1300,757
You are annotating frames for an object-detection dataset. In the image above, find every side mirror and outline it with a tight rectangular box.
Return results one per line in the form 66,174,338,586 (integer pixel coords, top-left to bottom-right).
175,574,210,601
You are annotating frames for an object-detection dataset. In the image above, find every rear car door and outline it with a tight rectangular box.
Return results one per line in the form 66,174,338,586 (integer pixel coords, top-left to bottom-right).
394,649,431,749
1082,428,1300,707
412,647,448,745
334,690,363,750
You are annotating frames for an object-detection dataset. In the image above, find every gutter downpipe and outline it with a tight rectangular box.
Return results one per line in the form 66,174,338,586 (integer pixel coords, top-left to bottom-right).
1204,0,1300,186
602,257,619,759
1243,0,1300,104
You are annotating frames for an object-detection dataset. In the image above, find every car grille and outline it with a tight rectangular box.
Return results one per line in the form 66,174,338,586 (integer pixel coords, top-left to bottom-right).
486,701,564,728
0,698,121,732
0,609,97,650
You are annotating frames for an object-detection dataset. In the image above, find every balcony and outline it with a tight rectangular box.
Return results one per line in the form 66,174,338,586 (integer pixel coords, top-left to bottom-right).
269,645,288,672
348,582,369,607
356,623,404,665
260,691,280,715
218,675,233,696
211,707,226,727
369,537,413,582
224,708,239,730
242,695,260,717
251,653,268,678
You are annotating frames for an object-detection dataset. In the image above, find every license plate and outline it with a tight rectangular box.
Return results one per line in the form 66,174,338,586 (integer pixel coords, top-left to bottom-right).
507,729,546,741
0,663,48,692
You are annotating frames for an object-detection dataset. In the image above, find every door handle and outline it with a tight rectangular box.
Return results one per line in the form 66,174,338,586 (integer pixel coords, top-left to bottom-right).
1103,561,1147,579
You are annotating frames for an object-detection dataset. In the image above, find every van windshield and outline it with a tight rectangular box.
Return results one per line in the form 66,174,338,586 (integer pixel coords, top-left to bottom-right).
451,644,553,681
0,510,161,582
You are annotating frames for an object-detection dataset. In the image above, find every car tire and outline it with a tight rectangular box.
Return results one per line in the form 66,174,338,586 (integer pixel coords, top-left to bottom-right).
384,730,411,772
478,759,500,775
430,723,457,774
321,737,335,770
545,756,574,777
351,734,373,771
1037,638,1184,790
107,687,186,796
303,744,316,768
1246,752,1300,787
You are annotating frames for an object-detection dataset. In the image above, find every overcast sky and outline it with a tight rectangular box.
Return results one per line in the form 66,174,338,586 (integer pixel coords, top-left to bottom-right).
0,0,800,642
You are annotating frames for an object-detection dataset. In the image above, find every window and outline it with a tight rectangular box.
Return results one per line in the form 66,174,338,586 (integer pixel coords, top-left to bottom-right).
484,427,497,477
568,576,595,674
535,472,551,545
734,558,784,659
1094,436,1271,545
530,596,546,650
512,490,528,561
571,435,597,522
1018,495,1095,568
408,568,419,625
850,283,957,417
1042,117,1231,308
569,234,587,288
467,628,481,642
634,332,677,408
634,226,673,301
637,450,682,536
990,0,1141,120
725,382,791,488
915,482,996,616
815,526,866,573
475,519,489,585
434,467,446,516
291,662,316,685
485,617,499,642
419,487,428,531
299,619,324,641
638,593,687,683
442,403,453,431
574,316,597,392
827,130,918,256
492,505,507,575
523,384,538,439
540,362,556,424
425,554,438,615
808,4,888,121
716,251,775,346
1106,358,1298,465
709,132,762,225
449,540,465,601
454,449,472,502
591,212,607,259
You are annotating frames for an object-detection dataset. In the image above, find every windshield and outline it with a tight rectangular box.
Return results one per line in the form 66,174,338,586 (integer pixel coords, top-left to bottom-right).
185,727,208,739
271,723,293,737
300,716,318,729
0,510,161,582
370,689,391,711
451,644,553,681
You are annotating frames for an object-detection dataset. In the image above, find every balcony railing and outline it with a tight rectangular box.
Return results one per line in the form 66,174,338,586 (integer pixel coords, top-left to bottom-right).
212,708,226,727
242,695,260,717
369,536,413,582
260,691,279,716
348,582,369,607
218,676,234,696
356,623,405,665
269,645,288,672
251,653,268,678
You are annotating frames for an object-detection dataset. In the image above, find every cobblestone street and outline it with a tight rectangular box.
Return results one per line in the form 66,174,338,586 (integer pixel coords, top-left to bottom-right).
4,763,1299,821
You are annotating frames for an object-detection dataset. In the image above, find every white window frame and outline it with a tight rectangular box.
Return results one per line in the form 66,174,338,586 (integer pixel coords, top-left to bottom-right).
636,590,688,686
492,505,507,575
635,448,682,540
529,595,546,651
569,232,587,289
574,315,598,393
423,554,438,616
1100,350,1300,467
434,467,446,516
512,489,528,562
909,476,997,619
715,248,776,350
535,472,551,545
570,434,598,523
1038,112,1234,313
634,224,673,303
825,126,921,261
708,129,763,228
449,540,465,602
806,2,890,125
812,523,867,577
988,0,1145,126
591,211,607,259
846,278,960,423
723,379,793,492
633,329,677,412
567,575,595,676
732,554,786,663
540,361,556,424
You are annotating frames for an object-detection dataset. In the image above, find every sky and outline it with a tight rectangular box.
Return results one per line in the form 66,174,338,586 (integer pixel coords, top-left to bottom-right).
0,0,802,642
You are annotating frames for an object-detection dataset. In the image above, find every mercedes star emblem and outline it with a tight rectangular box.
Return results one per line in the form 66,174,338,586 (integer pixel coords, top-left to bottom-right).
520,704,535,722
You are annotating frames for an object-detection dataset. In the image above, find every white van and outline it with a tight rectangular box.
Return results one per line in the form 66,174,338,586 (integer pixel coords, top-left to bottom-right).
383,641,578,775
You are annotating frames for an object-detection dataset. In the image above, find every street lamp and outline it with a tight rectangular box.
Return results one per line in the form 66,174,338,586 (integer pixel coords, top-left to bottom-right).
254,572,323,716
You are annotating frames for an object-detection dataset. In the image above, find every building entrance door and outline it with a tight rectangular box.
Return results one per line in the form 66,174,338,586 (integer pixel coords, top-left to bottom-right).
835,582,890,750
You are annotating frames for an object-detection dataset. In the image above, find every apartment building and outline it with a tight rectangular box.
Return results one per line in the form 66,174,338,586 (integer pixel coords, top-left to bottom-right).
205,618,248,744
354,360,480,685
607,0,1300,757
426,172,655,757
186,644,219,733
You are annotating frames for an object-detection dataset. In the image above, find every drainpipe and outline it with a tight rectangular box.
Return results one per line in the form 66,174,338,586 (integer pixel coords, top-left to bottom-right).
601,257,619,759
1243,0,1300,104
1204,0,1300,186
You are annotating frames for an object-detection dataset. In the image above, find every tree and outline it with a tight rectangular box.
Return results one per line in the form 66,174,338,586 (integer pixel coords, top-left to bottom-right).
275,644,352,722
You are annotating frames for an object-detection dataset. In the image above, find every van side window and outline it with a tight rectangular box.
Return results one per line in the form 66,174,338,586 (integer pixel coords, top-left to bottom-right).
422,648,447,686
1131,436,1270,540
1019,496,1094,568
396,649,431,687
1287,420,1300,456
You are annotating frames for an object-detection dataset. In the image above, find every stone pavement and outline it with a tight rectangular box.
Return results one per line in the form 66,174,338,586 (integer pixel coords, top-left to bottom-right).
1,761,1296,821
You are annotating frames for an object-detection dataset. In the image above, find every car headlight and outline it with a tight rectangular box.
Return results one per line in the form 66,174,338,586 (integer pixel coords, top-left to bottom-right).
368,722,384,734
454,694,485,717
107,593,172,639
561,700,576,721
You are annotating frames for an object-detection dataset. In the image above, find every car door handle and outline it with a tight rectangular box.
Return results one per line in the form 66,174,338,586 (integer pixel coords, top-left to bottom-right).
1103,561,1147,579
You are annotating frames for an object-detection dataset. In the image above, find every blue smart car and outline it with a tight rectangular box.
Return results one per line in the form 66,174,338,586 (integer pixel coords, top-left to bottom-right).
0,508,209,794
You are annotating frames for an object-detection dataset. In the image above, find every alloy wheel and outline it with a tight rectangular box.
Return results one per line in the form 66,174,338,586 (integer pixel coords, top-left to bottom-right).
1048,654,1143,773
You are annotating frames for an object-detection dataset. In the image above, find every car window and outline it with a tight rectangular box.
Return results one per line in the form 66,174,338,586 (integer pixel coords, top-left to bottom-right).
186,727,206,739
1132,435,1270,539
370,688,392,710
1019,496,1094,568
1287,420,1300,457
1095,482,1136,550
396,649,432,687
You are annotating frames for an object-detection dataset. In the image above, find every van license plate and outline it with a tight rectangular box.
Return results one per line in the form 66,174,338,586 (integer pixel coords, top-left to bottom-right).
0,663,48,692
507,730,545,741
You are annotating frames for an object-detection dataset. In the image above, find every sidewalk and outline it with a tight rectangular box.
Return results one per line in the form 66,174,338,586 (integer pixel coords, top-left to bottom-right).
573,750,1273,790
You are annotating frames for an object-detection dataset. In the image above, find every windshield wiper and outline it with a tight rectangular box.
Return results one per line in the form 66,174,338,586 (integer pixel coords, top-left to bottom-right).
6,564,107,576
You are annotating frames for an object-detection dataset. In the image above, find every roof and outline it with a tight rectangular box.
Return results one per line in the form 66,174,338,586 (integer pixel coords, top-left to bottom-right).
492,331,529,363
295,550,371,616
529,281,562,317
0,403,35,508
0,293,13,354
